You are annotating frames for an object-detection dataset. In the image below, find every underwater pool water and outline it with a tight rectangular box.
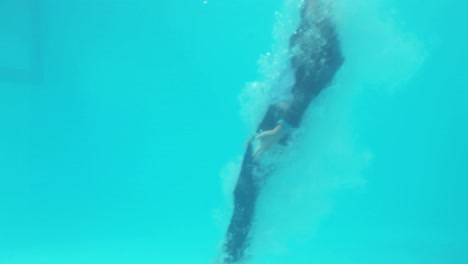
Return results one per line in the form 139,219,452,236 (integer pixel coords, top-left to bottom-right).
0,0,466,263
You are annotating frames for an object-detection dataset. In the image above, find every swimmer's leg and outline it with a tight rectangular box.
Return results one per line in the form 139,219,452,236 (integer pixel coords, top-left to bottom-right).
223,143,259,263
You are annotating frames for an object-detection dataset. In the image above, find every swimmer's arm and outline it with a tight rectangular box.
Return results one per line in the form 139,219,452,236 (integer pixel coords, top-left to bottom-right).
252,124,287,159
255,125,284,139
244,125,282,149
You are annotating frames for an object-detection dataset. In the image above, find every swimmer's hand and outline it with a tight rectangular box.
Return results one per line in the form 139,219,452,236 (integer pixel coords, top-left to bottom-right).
252,124,286,159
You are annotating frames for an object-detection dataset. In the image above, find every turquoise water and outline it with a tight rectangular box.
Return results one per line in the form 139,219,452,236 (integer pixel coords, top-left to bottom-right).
0,0,467,263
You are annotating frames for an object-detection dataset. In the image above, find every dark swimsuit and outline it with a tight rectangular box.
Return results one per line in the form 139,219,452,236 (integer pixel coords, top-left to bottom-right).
222,8,344,264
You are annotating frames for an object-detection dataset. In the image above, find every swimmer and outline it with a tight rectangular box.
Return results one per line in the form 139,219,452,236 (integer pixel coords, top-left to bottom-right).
219,1,344,262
